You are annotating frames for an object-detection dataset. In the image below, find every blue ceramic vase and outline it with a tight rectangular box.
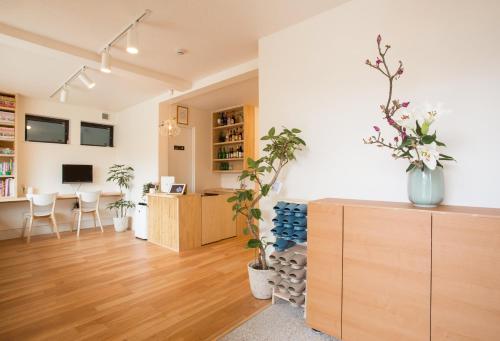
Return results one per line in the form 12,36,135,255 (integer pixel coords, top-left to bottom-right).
407,166,444,207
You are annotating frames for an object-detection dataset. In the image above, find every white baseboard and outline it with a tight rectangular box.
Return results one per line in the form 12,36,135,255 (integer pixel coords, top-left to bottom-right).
0,217,114,240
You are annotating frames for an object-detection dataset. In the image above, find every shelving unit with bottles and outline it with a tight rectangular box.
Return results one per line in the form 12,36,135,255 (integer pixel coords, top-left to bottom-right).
0,92,17,198
212,105,255,173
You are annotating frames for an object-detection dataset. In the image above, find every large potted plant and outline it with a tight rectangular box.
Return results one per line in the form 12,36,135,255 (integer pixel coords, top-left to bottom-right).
364,35,455,207
228,127,306,299
106,164,136,232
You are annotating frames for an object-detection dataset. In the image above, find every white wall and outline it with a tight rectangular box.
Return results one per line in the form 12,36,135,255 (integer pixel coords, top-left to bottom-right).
159,103,220,192
0,96,118,239
258,0,500,229
17,96,117,193
115,97,160,203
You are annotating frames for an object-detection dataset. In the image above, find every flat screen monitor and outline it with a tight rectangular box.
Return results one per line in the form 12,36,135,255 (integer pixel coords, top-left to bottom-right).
62,164,93,183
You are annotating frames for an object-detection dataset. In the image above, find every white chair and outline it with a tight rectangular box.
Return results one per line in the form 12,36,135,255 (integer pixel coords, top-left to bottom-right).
22,193,59,243
72,191,103,237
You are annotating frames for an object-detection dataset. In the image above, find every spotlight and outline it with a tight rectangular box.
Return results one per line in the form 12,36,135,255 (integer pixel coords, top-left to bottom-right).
101,48,111,73
78,71,95,89
59,86,68,103
126,24,139,54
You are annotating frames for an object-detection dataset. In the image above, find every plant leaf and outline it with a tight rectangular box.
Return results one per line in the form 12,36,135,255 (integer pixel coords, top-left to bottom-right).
247,239,261,248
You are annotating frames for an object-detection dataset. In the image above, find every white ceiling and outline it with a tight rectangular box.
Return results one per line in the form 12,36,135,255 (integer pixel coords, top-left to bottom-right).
0,0,348,111
178,77,258,112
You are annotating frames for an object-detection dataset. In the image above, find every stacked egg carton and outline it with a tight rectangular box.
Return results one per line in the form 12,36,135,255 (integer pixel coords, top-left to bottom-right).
267,201,308,313
270,201,307,250
267,245,307,312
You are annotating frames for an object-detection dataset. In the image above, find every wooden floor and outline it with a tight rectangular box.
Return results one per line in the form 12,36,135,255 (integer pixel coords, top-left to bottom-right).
0,228,270,340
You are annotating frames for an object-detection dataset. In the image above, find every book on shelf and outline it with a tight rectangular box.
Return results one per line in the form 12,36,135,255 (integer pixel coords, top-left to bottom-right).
0,160,14,175
0,127,15,139
0,95,15,108
0,178,15,197
0,110,15,122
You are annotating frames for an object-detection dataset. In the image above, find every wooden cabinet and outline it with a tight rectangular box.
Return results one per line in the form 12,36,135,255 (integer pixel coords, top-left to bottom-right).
201,193,237,245
343,205,431,341
147,193,201,252
306,200,343,338
307,198,500,341
432,212,500,340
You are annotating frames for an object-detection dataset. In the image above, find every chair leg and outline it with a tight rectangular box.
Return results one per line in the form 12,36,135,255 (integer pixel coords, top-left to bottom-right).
27,217,33,243
77,212,82,237
21,216,28,239
93,212,97,229
96,210,104,232
51,214,60,239
71,212,77,232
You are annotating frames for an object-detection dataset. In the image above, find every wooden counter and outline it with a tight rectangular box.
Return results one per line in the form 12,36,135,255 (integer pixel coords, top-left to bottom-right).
147,193,202,252
307,198,500,341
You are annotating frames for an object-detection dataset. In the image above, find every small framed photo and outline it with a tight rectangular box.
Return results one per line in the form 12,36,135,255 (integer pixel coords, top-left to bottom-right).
168,184,186,195
177,106,189,125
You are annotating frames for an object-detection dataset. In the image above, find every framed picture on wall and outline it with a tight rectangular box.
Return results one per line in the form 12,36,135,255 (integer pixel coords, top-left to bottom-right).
177,105,189,125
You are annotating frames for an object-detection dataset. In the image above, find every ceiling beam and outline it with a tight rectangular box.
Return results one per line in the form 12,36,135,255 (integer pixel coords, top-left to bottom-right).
0,23,192,91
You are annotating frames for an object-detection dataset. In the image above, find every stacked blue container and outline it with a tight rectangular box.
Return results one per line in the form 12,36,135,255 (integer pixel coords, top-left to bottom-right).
271,201,307,251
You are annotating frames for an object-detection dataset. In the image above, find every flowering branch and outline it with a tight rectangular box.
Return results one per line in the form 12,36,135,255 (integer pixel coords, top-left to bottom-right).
364,35,455,172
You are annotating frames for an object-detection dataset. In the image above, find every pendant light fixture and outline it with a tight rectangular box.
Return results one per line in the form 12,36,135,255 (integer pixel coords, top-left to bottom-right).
49,66,95,103
78,69,95,89
59,86,68,103
126,24,139,54
100,47,111,73
97,9,151,73
159,117,181,136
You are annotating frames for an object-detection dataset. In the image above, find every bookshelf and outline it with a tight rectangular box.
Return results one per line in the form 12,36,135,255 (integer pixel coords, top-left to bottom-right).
0,92,17,198
212,105,255,173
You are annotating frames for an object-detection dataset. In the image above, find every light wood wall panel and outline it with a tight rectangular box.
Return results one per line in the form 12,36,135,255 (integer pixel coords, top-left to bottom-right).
306,200,343,339
432,213,500,340
201,193,236,245
342,205,431,341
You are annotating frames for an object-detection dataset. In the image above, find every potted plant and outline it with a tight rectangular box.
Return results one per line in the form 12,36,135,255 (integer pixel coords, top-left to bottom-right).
142,182,158,198
364,35,455,207
228,127,306,299
106,164,136,232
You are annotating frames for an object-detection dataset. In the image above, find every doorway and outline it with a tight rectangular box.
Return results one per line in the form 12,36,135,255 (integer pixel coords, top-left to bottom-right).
168,126,195,193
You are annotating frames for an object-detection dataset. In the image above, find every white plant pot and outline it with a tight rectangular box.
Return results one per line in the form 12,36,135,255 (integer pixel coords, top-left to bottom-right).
247,261,273,300
113,217,129,232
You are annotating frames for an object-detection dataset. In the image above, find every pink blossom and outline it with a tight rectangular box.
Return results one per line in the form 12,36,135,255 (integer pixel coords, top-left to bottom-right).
397,68,404,75
394,136,399,142
402,101,410,108
373,126,380,132
376,57,382,66
387,118,395,126
377,35,381,44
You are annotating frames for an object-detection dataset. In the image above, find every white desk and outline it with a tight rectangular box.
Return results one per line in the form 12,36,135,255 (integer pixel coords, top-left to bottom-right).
0,192,122,203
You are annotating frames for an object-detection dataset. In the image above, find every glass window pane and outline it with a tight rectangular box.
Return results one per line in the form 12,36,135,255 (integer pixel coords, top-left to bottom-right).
80,122,113,147
25,115,68,144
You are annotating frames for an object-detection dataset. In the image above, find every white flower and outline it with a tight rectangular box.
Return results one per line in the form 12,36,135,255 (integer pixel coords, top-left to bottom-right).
414,102,451,133
411,142,440,170
394,111,416,130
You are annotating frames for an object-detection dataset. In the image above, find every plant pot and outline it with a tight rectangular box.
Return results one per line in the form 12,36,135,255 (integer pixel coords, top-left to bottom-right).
247,261,273,300
113,217,129,232
408,166,444,207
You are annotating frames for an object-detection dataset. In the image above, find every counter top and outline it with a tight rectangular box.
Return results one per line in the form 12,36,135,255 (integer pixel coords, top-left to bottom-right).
311,198,500,218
